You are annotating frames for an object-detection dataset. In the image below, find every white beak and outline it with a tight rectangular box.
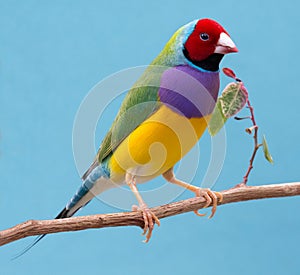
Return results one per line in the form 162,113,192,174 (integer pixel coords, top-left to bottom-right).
214,32,238,54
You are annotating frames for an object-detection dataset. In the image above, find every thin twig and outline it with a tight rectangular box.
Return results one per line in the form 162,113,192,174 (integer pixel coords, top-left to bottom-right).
1,182,300,247
223,68,263,185
242,99,262,185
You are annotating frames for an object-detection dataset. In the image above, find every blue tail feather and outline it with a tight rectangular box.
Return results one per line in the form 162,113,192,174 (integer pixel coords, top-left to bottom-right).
66,164,110,211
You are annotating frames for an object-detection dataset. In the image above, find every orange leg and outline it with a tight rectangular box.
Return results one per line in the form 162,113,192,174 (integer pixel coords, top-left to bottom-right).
163,168,223,218
126,173,160,243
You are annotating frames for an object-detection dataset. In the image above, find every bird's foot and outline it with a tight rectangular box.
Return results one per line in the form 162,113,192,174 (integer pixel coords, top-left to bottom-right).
132,203,160,243
193,188,223,218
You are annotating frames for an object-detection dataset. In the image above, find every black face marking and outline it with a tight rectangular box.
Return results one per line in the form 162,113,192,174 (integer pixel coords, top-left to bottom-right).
183,47,224,72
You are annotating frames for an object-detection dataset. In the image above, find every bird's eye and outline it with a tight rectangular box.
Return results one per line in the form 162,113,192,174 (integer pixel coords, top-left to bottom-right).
200,33,209,41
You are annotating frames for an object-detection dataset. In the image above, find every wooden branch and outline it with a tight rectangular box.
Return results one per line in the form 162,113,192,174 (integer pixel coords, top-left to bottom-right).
1,182,300,247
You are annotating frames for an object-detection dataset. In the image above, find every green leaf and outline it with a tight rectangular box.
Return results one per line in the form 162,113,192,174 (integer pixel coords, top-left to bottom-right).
208,99,228,136
262,135,274,164
208,81,249,136
220,83,248,118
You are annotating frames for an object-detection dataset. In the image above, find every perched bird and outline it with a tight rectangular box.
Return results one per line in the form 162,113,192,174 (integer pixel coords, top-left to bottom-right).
19,18,237,255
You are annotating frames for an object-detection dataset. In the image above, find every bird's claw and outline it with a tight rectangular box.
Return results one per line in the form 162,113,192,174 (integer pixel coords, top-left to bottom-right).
132,203,160,243
194,188,223,218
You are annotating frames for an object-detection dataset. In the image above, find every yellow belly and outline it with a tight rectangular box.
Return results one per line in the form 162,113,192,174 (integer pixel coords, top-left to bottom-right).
109,105,210,183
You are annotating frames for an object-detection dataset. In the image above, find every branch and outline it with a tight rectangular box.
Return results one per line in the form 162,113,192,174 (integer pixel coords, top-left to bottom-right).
1,182,300,247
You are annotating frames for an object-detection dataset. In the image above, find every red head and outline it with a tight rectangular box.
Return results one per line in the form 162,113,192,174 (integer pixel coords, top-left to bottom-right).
183,19,238,70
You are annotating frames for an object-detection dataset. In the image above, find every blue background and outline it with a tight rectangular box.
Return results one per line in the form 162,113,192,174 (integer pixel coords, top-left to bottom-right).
1,1,299,274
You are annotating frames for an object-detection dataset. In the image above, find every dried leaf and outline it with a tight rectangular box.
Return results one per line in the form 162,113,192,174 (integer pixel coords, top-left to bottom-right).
208,99,227,136
262,135,274,164
220,83,248,118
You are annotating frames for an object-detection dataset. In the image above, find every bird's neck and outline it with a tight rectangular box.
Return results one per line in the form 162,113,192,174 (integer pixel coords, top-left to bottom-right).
183,49,224,72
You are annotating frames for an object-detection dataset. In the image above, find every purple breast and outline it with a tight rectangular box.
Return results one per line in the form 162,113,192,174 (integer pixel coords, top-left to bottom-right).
158,65,220,118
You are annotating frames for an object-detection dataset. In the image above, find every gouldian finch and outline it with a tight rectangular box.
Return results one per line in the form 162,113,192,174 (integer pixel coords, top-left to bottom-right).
21,18,238,254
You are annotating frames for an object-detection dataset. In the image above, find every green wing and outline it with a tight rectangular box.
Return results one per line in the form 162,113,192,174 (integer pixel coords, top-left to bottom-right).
81,28,181,180
82,66,166,180
97,87,159,162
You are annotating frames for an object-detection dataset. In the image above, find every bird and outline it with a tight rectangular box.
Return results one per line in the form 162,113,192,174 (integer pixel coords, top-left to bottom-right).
17,18,238,256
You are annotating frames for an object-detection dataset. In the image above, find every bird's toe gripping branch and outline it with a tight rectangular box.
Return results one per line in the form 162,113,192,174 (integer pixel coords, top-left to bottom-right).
162,168,222,218
194,188,223,218
132,203,160,243
127,174,160,243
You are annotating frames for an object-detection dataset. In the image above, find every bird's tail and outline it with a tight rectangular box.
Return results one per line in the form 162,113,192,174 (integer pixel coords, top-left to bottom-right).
11,208,74,259
13,164,111,259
